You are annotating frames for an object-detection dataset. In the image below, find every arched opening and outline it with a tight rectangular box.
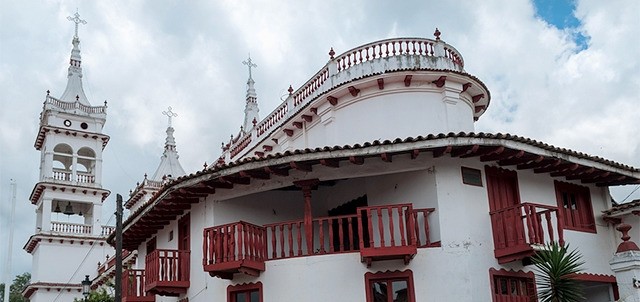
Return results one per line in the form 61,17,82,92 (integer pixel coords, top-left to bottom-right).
52,144,73,181
76,147,96,183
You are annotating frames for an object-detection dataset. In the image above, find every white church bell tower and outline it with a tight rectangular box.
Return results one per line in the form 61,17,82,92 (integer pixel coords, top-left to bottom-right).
23,11,114,302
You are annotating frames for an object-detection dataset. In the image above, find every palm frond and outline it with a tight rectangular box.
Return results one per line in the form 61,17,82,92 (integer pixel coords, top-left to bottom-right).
531,242,585,302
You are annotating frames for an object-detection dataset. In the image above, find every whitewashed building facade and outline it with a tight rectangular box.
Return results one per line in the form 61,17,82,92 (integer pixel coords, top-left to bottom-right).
111,30,640,302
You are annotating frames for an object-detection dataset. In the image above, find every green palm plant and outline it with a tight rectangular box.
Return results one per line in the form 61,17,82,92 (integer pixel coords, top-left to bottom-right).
531,242,585,302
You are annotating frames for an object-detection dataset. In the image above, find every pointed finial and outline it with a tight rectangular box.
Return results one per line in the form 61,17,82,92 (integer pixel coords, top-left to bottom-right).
434,28,441,41
67,10,87,38
288,85,294,95
76,95,80,102
242,54,257,79
616,223,640,252
329,47,335,59
47,90,50,95
144,173,148,179
252,117,257,126
162,106,178,127
104,100,108,107
203,162,208,170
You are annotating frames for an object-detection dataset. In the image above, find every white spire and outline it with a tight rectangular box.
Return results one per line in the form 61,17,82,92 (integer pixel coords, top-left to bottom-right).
59,10,90,105
242,54,259,131
151,107,186,181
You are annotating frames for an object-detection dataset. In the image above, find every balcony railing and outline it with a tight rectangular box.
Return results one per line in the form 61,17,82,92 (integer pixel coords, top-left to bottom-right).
358,204,418,266
50,169,95,184
490,202,564,264
122,269,155,302
145,249,190,296
50,221,92,235
203,204,437,278
202,221,267,279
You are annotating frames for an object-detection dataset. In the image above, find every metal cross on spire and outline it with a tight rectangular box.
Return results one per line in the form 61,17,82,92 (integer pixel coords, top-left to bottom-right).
67,9,87,38
162,106,178,127
242,54,257,79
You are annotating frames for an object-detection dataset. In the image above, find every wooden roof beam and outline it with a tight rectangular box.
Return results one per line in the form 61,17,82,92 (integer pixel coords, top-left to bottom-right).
451,145,479,157
432,146,452,158
349,156,364,165
239,170,270,180
265,166,289,177
290,161,313,172
533,159,563,174
320,159,339,168
219,175,251,185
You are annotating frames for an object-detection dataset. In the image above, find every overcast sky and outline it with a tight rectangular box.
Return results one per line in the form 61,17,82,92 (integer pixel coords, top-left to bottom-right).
1,0,638,280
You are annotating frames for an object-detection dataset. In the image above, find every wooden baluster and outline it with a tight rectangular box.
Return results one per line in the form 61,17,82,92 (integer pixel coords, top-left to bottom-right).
357,209,365,250
388,207,396,246
377,208,385,247
338,218,344,252
328,218,335,253
347,217,354,251
545,211,554,242
526,205,537,244
412,211,421,246
536,210,544,244
398,207,406,246
202,229,207,265
319,219,325,253
279,224,285,258
288,223,294,257
297,221,303,256
425,210,432,245
269,227,276,259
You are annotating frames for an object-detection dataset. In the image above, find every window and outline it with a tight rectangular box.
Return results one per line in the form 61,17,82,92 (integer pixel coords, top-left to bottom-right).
227,282,262,302
461,167,483,186
554,181,596,232
365,270,415,302
489,268,535,302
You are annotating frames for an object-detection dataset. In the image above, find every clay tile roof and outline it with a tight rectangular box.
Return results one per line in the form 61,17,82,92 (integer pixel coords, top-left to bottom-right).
603,199,640,216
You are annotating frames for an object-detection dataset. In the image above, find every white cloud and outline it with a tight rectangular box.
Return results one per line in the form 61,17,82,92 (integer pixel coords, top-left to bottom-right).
0,0,638,277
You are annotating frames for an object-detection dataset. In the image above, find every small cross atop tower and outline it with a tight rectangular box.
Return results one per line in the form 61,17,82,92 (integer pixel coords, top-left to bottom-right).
242,54,257,79
162,106,178,127
67,10,87,38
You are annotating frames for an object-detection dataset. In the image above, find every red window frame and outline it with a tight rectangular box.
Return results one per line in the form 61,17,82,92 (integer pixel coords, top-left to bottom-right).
365,270,416,302
227,282,263,302
489,268,536,302
554,181,596,233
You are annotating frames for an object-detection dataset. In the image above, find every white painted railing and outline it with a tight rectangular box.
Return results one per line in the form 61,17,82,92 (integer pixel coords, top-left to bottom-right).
223,37,464,163
50,221,92,235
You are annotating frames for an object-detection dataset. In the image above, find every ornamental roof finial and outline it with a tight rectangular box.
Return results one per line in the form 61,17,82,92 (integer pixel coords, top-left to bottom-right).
67,9,87,38
162,106,178,127
329,47,335,59
242,53,257,80
434,28,441,41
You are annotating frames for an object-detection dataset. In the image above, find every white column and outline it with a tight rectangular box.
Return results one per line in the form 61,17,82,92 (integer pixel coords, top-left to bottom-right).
610,224,640,302
41,198,53,232
71,154,78,183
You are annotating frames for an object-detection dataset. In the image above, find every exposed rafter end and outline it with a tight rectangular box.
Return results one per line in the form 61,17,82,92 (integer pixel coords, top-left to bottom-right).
432,146,452,158
301,115,313,122
377,78,384,90
293,122,303,129
349,156,364,165
283,129,294,137
404,75,412,87
265,166,289,177
381,153,392,162
320,159,339,168
462,83,472,93
290,161,312,172
432,76,446,88
327,96,338,105
348,86,360,97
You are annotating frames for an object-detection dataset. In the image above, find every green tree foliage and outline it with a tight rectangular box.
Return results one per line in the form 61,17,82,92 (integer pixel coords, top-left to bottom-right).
532,242,585,302
72,288,114,302
0,272,31,302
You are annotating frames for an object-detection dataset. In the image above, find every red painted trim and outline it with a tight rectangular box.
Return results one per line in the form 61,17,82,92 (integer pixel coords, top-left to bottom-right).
404,75,412,87
227,282,263,302
347,86,360,97
431,76,446,88
489,268,536,302
462,82,472,92
364,270,415,302
377,78,384,90
327,96,339,105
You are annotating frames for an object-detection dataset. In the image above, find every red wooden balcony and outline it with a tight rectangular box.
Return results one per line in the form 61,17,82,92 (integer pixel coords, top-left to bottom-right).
202,221,267,280
122,269,155,302
358,204,418,266
145,249,190,296
203,204,437,277
490,202,564,264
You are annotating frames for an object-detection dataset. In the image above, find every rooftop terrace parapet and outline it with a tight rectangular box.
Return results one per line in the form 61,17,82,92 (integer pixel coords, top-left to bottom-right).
220,36,469,164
